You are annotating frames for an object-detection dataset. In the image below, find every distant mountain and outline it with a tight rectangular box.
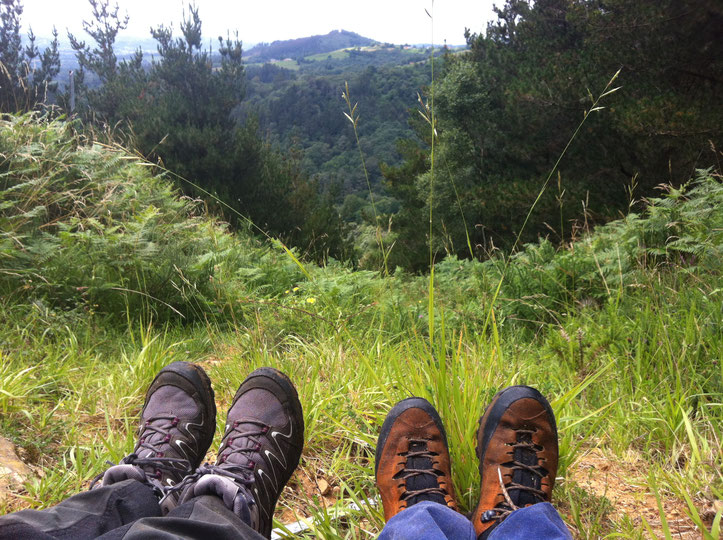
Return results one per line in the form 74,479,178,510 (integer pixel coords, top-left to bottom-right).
246,30,377,62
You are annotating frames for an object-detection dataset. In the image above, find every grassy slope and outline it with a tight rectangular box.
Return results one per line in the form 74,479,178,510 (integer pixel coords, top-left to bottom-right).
247,44,433,69
1,116,721,538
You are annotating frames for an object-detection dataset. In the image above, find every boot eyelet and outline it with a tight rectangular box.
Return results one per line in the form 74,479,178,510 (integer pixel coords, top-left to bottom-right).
481,510,497,522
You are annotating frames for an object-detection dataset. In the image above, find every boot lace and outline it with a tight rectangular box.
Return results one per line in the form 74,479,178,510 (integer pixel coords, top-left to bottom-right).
166,419,269,496
480,428,546,524
90,414,192,494
394,438,449,503
216,419,269,470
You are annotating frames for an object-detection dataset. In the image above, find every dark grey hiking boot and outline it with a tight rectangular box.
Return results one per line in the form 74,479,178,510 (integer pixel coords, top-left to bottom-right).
176,367,304,538
95,361,216,503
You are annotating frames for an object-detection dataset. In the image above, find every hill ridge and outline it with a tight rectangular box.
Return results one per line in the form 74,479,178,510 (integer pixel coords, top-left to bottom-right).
246,29,377,62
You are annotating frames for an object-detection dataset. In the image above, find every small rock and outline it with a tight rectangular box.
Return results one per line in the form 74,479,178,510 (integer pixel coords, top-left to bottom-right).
0,437,32,496
317,478,330,496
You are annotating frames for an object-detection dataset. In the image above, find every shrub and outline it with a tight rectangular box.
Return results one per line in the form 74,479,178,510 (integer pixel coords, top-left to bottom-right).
0,114,240,321
494,169,722,325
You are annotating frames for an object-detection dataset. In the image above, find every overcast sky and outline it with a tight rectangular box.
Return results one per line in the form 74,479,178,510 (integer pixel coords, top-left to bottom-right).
21,0,496,47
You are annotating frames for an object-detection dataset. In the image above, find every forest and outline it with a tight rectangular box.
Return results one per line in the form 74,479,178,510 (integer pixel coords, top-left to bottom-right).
4,0,719,270
3,0,719,270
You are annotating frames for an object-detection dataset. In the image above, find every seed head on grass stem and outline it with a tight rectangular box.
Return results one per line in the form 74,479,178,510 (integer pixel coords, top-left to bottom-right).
422,0,437,347
342,82,391,276
480,69,622,337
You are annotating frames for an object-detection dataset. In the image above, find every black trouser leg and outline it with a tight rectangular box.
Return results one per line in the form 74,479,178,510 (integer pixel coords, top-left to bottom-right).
0,479,160,540
1,480,266,540
98,494,266,540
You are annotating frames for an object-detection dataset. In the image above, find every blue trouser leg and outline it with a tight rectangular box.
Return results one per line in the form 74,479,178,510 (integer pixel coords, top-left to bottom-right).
486,503,571,540
376,501,571,540
377,501,476,540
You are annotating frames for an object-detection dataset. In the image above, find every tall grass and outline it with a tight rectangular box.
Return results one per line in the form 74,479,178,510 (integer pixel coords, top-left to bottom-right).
426,1,438,347
1,116,721,537
342,83,391,277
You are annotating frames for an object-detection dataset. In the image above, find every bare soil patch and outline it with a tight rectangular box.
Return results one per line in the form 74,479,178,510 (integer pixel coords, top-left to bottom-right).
569,448,705,538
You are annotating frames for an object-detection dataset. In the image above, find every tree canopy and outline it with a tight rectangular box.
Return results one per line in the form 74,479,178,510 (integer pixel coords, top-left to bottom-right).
64,0,351,263
381,0,723,270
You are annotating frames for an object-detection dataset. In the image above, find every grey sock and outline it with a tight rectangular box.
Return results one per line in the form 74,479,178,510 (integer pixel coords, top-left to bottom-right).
179,473,259,528
100,464,147,487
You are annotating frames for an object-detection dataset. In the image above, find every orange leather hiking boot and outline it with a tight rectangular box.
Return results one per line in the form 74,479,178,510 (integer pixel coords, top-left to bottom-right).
471,386,559,539
375,397,458,520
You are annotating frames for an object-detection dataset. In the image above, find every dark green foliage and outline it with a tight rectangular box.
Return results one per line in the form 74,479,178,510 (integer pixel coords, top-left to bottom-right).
293,46,443,76
0,115,241,321
489,169,723,325
332,168,722,333
242,45,454,208
243,63,431,194
66,1,350,263
246,63,298,85
1,112,720,343
0,0,59,112
67,0,127,84
379,138,430,270
383,0,723,270
65,0,138,117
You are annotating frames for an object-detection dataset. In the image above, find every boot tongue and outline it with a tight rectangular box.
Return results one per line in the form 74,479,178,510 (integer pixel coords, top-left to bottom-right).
405,440,446,506
137,386,198,460
222,388,285,468
510,430,544,507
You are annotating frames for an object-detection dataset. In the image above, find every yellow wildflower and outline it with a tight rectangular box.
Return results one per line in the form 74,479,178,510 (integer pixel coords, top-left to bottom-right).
306,297,316,304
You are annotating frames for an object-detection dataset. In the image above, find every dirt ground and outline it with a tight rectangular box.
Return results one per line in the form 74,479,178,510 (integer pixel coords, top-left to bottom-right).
568,447,717,538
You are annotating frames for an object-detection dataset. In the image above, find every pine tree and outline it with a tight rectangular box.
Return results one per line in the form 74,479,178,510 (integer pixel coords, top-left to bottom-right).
67,0,138,119
0,0,59,112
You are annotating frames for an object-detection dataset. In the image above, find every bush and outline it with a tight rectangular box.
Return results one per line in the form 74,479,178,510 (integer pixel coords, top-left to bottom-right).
494,169,722,324
0,114,241,321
